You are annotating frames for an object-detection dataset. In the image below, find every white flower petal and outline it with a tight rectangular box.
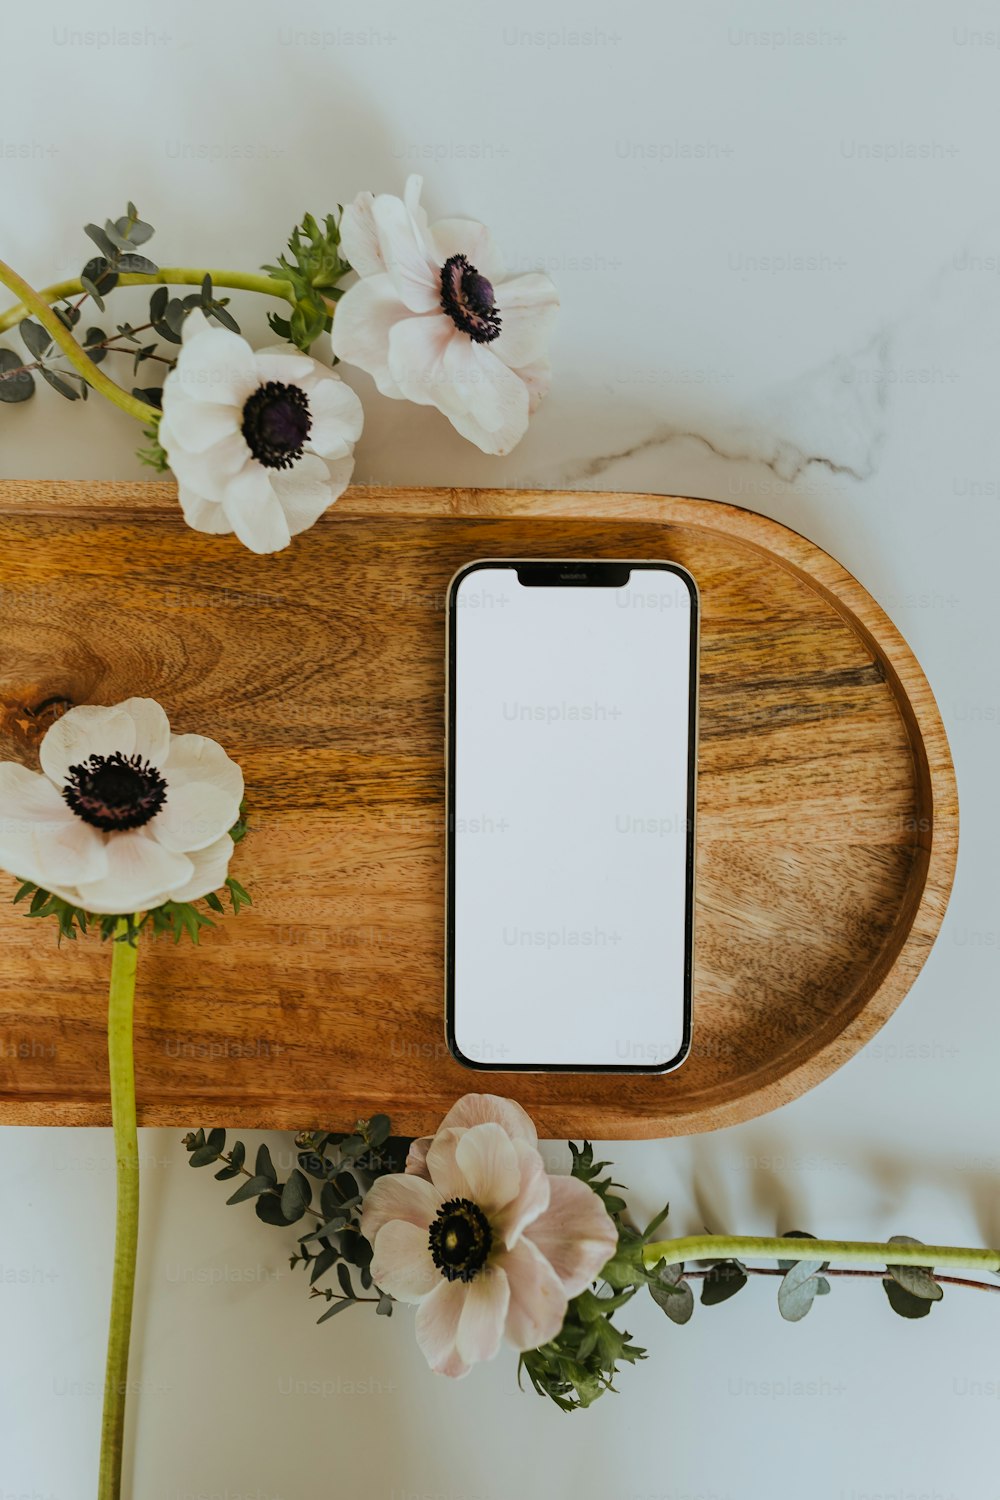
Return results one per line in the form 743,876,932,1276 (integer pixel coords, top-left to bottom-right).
369,1220,440,1304
177,484,234,536
163,833,235,905
163,733,245,807
430,217,503,281
220,465,291,555
373,188,440,314
270,453,352,537
455,1264,509,1366
511,358,552,416
160,394,241,455
251,350,318,386
361,1173,442,1243
330,275,410,398
116,698,171,768
493,272,559,370
522,1175,618,1297
74,830,193,915
387,313,459,411
405,1136,432,1177
454,1123,521,1217
439,341,531,455
153,779,240,854
0,763,108,889
492,1141,550,1248
165,320,257,407
162,427,249,503
305,374,364,458
425,1127,473,1201
435,1093,538,1149
498,1236,568,1352
39,705,136,789
415,1279,471,1378
340,189,386,278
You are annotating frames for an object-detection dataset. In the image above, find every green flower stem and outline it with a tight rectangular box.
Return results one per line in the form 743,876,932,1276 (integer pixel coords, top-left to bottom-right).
98,919,140,1500
0,261,156,423
0,267,297,335
643,1235,1000,1275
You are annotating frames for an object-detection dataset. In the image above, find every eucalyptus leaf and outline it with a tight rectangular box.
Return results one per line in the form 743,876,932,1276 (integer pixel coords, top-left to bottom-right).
336,1263,355,1299
255,1143,276,1184
316,1296,355,1323
20,320,51,359
700,1261,748,1306
280,1169,312,1222
84,223,118,260
188,1143,222,1168
255,1194,290,1226
309,1247,339,1285
40,367,82,400
883,1277,934,1319
226,1173,274,1206
118,253,159,276
0,350,34,403
650,1264,694,1325
777,1259,827,1322
79,276,106,311
885,1237,943,1302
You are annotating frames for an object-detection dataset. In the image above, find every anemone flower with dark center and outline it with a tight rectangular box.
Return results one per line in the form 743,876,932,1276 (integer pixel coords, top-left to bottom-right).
332,175,558,456
0,697,244,914
159,310,364,555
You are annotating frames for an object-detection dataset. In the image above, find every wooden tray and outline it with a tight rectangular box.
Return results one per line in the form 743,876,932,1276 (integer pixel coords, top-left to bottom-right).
0,483,956,1138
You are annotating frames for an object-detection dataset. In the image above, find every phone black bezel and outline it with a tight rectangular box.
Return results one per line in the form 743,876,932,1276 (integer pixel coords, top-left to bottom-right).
445,558,699,1075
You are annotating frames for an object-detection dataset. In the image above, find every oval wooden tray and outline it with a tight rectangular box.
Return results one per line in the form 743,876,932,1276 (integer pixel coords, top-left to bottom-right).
0,483,956,1138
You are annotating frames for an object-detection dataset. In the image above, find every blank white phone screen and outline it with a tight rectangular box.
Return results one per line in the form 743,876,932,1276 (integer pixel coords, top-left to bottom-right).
449,563,696,1071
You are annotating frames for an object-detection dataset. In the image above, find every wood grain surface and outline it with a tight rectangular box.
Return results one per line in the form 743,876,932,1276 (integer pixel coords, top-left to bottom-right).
0,483,957,1138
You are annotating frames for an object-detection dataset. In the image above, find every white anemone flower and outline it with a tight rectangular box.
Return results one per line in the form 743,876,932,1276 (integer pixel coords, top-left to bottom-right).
159,310,364,555
0,698,244,915
360,1093,617,1377
331,175,558,455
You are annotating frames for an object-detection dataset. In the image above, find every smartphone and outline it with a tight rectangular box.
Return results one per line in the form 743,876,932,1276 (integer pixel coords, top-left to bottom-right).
445,558,698,1073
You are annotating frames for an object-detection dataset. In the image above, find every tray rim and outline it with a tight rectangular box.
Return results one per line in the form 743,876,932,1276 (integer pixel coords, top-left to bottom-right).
0,482,958,1136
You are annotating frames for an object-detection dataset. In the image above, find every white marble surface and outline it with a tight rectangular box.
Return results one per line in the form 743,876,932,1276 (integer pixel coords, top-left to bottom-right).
2,2,1000,1497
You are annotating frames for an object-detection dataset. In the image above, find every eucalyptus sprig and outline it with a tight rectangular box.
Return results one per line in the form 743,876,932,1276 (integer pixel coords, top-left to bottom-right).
184,1117,405,1320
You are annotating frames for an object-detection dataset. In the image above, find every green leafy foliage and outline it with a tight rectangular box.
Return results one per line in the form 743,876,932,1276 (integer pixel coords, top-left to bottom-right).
517,1141,659,1412
185,1116,409,1324
263,211,350,351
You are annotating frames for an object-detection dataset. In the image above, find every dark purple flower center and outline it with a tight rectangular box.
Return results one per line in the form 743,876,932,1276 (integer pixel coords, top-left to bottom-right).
439,254,501,344
428,1196,493,1282
241,380,312,469
63,751,168,832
